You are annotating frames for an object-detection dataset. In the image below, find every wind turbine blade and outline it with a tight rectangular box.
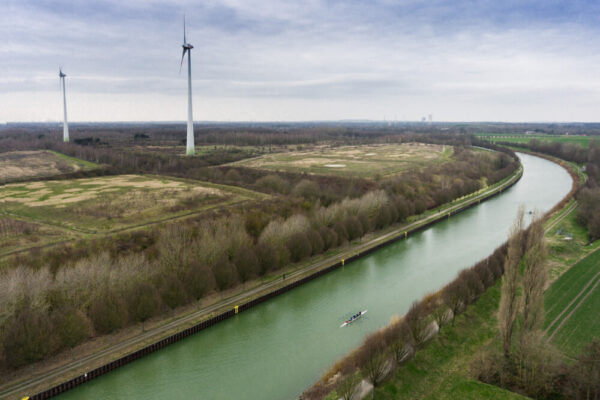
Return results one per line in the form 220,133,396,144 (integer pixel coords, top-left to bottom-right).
183,15,186,44
180,48,187,73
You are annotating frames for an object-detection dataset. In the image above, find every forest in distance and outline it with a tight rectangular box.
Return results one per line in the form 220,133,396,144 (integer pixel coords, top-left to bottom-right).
0,126,519,372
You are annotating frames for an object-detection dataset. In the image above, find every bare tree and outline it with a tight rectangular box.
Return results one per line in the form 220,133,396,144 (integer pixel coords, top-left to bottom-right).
336,371,362,400
383,320,413,364
356,331,388,387
498,207,525,358
520,215,547,337
442,279,468,326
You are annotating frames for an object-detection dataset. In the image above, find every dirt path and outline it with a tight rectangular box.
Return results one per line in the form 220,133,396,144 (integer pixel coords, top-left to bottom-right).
0,167,522,400
547,269,600,341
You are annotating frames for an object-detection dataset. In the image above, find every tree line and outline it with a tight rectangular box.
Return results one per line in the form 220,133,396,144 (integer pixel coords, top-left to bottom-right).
304,213,599,400
0,147,518,371
501,138,600,241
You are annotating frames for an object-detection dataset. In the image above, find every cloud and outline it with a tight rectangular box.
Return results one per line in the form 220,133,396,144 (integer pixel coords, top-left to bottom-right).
1,0,600,122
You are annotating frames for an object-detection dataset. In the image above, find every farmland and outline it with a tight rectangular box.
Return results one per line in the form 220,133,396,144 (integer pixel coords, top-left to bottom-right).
476,133,593,148
0,174,266,233
544,249,600,357
0,150,98,183
228,143,452,178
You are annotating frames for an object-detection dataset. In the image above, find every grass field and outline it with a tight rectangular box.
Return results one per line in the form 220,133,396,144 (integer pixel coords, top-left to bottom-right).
544,249,600,357
476,134,594,148
373,284,527,400
0,150,98,183
544,202,596,281
0,174,266,233
228,143,453,178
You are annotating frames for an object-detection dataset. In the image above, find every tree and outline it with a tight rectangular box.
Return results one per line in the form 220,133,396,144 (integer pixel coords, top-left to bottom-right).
566,340,600,400
233,245,260,282
157,273,188,309
212,255,239,290
404,301,431,347
287,231,312,262
520,217,546,337
337,371,362,400
357,332,388,387
52,306,91,348
2,298,55,368
498,208,525,358
384,320,413,364
89,286,127,334
127,280,161,330
442,279,467,326
184,260,216,302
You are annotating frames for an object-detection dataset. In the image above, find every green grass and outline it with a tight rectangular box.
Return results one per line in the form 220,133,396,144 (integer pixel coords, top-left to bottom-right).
544,249,600,356
476,134,593,148
374,285,527,400
48,150,99,169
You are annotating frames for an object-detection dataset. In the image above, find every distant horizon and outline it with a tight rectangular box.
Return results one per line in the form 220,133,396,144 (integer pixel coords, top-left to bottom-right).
3,120,600,126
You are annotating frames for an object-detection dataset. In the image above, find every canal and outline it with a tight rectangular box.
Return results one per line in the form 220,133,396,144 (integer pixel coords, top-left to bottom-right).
57,153,572,400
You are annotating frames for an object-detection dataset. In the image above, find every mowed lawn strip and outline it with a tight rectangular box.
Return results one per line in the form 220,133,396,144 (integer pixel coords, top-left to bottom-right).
374,285,527,400
544,249,600,331
544,249,600,356
476,134,593,148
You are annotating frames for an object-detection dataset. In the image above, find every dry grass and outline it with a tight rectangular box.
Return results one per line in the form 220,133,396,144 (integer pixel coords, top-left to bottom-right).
228,143,452,178
0,175,261,232
0,151,97,182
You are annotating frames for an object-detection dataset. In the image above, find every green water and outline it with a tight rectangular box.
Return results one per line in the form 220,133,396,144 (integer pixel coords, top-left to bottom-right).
57,153,572,400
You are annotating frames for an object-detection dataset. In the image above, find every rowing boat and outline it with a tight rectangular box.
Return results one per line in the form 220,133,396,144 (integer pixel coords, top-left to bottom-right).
340,310,368,327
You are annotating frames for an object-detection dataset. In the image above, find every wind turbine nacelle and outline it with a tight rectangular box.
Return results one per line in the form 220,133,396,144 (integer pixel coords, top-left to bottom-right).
183,44,194,50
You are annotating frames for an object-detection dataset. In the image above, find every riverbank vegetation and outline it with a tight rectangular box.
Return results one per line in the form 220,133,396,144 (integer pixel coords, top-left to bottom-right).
305,139,600,400
0,127,519,375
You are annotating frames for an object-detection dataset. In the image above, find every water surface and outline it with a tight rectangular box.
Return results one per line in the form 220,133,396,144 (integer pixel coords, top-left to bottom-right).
58,153,572,400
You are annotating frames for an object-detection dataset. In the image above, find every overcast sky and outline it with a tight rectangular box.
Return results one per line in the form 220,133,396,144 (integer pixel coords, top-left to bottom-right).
1,0,599,123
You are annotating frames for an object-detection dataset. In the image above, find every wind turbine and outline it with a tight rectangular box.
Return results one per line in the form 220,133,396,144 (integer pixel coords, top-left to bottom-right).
59,67,69,142
180,16,195,156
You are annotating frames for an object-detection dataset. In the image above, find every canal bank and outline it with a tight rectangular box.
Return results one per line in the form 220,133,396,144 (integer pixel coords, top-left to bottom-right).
43,153,570,400
4,159,522,400
6,152,571,400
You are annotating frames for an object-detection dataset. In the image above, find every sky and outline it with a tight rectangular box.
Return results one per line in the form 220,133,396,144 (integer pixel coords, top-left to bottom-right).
1,0,599,123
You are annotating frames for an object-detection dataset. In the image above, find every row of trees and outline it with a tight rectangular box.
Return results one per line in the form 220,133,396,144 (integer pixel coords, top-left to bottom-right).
474,212,600,399
505,138,600,241
304,209,598,400
303,236,511,399
0,148,519,370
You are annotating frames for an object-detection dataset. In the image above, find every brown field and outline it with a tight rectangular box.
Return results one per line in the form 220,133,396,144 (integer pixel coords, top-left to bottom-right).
0,174,266,233
0,150,98,182
228,142,452,178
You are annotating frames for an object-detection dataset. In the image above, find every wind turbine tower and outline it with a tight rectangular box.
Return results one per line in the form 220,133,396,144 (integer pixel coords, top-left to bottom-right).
180,16,195,156
59,68,69,142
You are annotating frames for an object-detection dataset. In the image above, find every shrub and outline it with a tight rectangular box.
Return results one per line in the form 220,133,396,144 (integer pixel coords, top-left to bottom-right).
292,179,320,199
256,174,290,194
